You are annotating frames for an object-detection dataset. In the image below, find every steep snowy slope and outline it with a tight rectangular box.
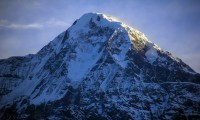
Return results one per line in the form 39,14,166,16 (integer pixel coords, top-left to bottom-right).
0,13,200,119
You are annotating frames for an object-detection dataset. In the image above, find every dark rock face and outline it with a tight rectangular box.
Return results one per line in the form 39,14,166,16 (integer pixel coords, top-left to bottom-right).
0,13,200,119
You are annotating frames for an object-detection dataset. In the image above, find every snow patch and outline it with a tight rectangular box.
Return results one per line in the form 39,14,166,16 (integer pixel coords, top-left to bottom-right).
145,47,158,64
68,44,104,88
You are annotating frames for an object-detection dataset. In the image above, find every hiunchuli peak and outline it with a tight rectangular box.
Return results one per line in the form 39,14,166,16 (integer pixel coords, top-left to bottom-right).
0,13,199,119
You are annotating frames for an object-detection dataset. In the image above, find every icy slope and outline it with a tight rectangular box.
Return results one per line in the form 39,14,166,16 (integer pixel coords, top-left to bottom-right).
0,13,200,119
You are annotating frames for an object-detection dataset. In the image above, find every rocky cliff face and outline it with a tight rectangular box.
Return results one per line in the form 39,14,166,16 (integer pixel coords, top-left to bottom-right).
0,13,200,119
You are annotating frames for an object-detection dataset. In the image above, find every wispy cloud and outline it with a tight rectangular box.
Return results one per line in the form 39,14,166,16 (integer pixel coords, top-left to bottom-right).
0,19,69,29
0,20,43,29
3,23,43,29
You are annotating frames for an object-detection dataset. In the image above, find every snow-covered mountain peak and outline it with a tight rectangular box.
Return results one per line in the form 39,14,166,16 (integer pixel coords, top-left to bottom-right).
69,13,138,34
65,13,157,53
75,12,123,27
67,13,125,38
0,13,199,119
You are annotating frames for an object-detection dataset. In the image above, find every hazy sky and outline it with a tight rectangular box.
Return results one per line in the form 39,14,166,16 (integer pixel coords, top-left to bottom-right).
0,0,200,73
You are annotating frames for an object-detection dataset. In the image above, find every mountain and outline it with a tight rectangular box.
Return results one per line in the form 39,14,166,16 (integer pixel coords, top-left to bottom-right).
0,13,200,120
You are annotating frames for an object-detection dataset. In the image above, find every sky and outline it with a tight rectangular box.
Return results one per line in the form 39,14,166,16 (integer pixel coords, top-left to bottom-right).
0,0,200,73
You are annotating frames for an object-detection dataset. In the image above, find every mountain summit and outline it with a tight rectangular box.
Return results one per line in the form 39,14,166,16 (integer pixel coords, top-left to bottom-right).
0,13,200,119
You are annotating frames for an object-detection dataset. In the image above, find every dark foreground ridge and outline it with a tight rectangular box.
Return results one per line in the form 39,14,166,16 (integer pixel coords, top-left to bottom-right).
0,13,200,119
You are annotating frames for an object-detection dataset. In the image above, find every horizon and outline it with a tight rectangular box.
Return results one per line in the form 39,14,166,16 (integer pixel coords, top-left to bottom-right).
0,0,200,73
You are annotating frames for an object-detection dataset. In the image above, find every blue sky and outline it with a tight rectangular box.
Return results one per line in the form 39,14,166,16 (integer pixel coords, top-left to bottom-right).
0,0,200,73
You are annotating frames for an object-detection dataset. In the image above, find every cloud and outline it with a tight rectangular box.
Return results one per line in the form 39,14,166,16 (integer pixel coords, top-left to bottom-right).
0,20,43,29
0,18,69,29
5,23,43,29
